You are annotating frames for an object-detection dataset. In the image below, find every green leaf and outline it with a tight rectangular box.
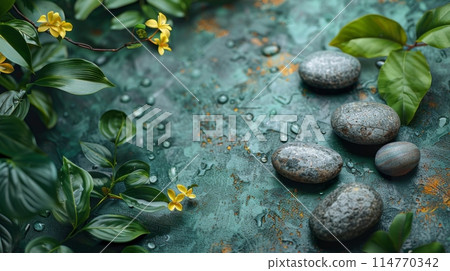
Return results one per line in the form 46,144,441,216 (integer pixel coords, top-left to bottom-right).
378,50,432,124
0,213,18,253
74,0,103,20
0,0,15,18
89,171,111,198
99,110,135,146
28,89,57,129
412,242,446,253
141,4,157,19
127,43,142,49
82,214,149,243
80,141,113,168
0,153,57,219
388,212,413,252
0,24,32,70
3,19,40,46
25,236,73,253
0,90,30,120
0,115,39,157
16,0,65,22
120,185,169,212
122,245,148,253
0,75,18,90
111,10,144,30
416,3,450,49
31,42,67,72
146,0,188,18
52,157,94,229
33,59,114,95
115,160,150,187
329,14,407,58
105,0,138,9
362,231,396,253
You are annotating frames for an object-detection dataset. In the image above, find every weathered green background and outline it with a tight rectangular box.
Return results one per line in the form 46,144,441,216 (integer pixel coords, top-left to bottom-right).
25,0,449,252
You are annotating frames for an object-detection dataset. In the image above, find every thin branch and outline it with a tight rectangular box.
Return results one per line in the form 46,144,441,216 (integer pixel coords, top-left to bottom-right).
406,42,428,51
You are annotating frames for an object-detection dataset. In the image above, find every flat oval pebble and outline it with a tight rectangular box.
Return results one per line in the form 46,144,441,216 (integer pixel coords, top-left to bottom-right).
271,143,343,183
331,102,400,145
299,51,361,89
375,141,420,176
309,183,383,242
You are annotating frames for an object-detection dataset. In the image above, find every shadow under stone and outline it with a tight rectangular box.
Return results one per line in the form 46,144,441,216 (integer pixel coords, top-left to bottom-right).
275,172,341,194
300,81,359,96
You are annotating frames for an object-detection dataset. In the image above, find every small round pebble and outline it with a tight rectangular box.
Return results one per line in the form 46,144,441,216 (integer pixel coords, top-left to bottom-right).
331,102,400,145
271,143,343,183
309,183,383,241
375,141,420,176
299,51,361,89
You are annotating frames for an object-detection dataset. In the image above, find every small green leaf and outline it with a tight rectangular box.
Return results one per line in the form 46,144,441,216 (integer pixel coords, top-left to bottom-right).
412,242,446,253
115,160,150,187
362,231,396,253
105,0,138,9
80,141,113,168
82,214,149,243
416,3,450,49
3,19,40,46
0,153,57,219
121,185,169,212
111,10,144,30
127,43,142,49
0,24,32,70
33,59,114,95
388,212,413,252
187,184,198,190
16,0,65,22
31,42,67,72
28,89,57,129
52,157,94,229
146,0,187,18
74,0,103,20
0,116,40,157
0,75,18,90
25,236,73,253
329,14,407,58
122,245,148,253
378,50,432,124
89,171,111,198
0,90,30,120
141,4,157,19
0,0,15,18
99,110,135,146
0,213,18,253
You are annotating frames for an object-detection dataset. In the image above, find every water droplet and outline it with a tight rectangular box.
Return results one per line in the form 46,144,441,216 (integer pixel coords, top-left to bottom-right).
346,161,354,168
438,117,448,128
63,112,69,118
157,123,165,130
217,94,229,104
147,242,156,249
375,60,385,69
149,175,158,183
269,67,279,73
225,40,235,48
351,168,356,174
148,153,155,160
255,211,267,227
414,131,420,137
280,135,288,143
290,124,300,134
269,109,277,116
261,155,268,163
140,78,152,87
95,56,108,66
169,167,177,181
39,210,51,218
262,44,280,57
244,113,254,121
192,69,201,78
33,222,45,232
319,191,324,195
120,94,131,103
230,54,245,61
146,96,155,105
230,99,236,104
239,94,246,101
162,141,171,148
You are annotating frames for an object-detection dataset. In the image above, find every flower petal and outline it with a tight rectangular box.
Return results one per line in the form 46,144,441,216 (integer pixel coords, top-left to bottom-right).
37,25,50,32
167,189,176,201
175,203,182,211
158,46,164,55
145,19,158,28
188,194,196,199
37,15,47,23
61,22,73,31
0,54,6,63
160,29,171,38
177,184,187,193
49,28,60,38
158,13,167,25
47,11,54,22
175,194,185,202
168,202,175,211
59,29,66,39
0,63,14,74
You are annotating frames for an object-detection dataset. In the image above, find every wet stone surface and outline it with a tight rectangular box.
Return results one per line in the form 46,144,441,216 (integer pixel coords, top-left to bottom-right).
375,141,420,177
309,183,383,241
299,51,361,90
331,102,401,145
271,143,343,183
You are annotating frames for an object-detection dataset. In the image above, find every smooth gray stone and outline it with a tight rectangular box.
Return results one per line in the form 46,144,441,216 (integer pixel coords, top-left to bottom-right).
309,183,383,242
331,102,400,145
271,143,343,183
299,51,361,89
375,141,420,176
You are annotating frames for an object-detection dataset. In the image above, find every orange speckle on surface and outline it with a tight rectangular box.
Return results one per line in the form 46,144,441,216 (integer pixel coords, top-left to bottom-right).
221,245,232,253
280,63,299,76
233,107,238,112
247,68,253,75
370,86,377,94
196,18,229,37
227,145,231,150
359,91,368,100
262,37,269,43
251,37,263,46
428,101,438,108
421,175,450,207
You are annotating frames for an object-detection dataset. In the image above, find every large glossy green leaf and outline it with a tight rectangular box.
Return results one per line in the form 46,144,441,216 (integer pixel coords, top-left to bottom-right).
0,24,32,70
362,231,396,253
82,214,149,243
52,157,93,229
0,116,39,157
31,43,67,72
146,0,187,17
416,3,450,49
89,171,111,198
121,185,168,212
33,59,114,95
0,213,18,253
0,75,17,90
0,0,15,18
412,242,446,253
25,236,73,253
0,153,57,219
115,160,150,187
378,50,432,124
111,10,144,30
16,0,65,22
122,245,148,253
0,90,30,120
74,0,103,20
99,110,135,146
105,0,138,9
388,212,413,252
28,89,57,129
80,141,113,168
3,19,40,46
329,14,407,58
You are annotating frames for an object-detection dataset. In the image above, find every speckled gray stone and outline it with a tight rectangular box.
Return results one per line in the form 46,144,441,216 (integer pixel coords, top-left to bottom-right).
331,102,400,145
271,143,343,183
299,51,361,89
375,141,420,176
309,183,383,242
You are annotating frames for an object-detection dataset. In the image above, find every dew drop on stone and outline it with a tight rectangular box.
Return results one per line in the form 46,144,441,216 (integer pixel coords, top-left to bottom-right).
147,242,156,249
438,117,448,128
217,94,229,104
239,94,246,101
375,60,385,69
140,78,152,87
157,123,165,130
261,155,268,163
200,162,207,170
319,192,324,195
290,124,300,134
148,153,155,160
269,109,277,116
149,175,158,183
230,99,236,104
225,40,235,48
120,94,131,103
95,55,108,66
280,135,288,142
192,69,201,78
33,222,45,232
169,167,177,181
244,113,254,121
162,141,171,148
39,210,51,218
146,96,155,105
346,161,354,168
261,44,280,57
351,168,356,174
269,67,279,73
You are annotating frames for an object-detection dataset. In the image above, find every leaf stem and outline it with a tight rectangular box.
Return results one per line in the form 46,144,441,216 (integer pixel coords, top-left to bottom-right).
405,42,428,51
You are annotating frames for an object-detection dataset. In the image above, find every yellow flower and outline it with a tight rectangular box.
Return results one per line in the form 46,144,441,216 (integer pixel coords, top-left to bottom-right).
37,11,73,39
151,33,172,55
0,53,14,74
177,184,196,199
145,12,172,37
167,189,185,211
